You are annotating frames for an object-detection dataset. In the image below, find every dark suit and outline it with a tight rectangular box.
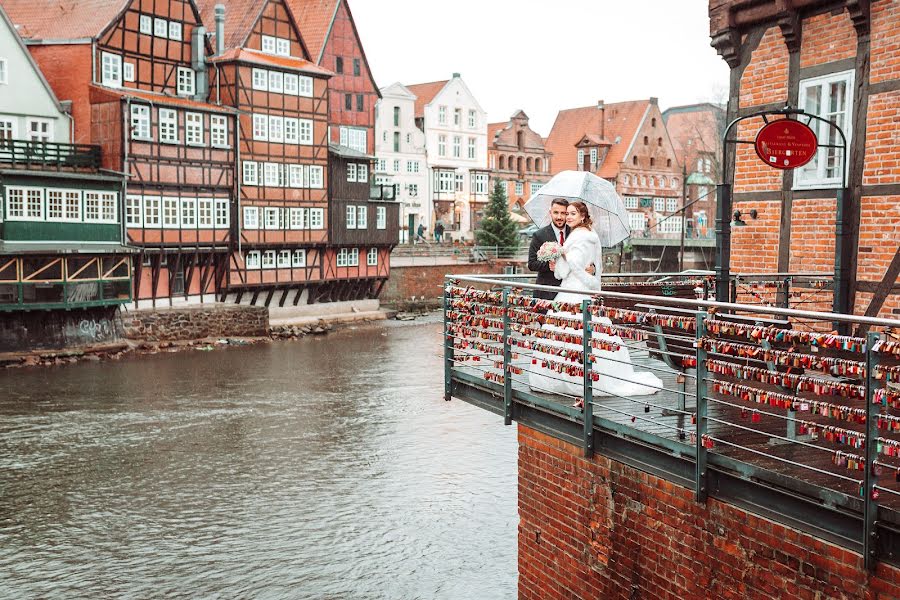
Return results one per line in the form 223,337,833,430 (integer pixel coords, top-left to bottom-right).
528,224,570,300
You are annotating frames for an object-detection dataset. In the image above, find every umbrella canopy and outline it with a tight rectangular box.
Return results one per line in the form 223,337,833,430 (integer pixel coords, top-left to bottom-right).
523,171,631,247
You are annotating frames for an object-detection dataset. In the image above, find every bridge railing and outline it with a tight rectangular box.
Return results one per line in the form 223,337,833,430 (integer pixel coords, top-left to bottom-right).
443,273,900,569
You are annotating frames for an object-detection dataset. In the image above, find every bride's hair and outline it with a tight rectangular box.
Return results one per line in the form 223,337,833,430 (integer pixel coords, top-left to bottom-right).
569,201,593,230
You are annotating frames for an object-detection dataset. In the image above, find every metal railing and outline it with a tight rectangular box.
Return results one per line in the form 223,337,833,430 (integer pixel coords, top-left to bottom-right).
0,139,102,171
443,273,900,569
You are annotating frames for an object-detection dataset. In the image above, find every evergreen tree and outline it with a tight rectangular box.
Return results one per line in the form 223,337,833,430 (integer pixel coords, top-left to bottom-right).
475,180,520,257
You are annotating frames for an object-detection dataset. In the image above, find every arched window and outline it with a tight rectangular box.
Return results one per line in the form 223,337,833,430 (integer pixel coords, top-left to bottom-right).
657,137,663,147
632,156,638,166
498,155,505,170
535,158,543,172
640,176,646,186
526,157,533,172
660,176,667,187
666,158,672,167
517,130,525,150
517,156,524,173
650,176,656,187
643,136,649,145
623,174,630,185
651,117,656,127
672,178,679,189
650,157,655,167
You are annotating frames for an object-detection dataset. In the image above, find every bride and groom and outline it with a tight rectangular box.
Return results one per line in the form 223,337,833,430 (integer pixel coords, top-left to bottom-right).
526,198,662,398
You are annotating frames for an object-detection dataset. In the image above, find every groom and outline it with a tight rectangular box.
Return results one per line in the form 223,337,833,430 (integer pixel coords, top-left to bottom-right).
527,198,571,300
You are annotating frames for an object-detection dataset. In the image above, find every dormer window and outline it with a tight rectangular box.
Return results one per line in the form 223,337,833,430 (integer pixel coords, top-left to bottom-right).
261,35,277,54
276,39,290,57
177,67,195,96
101,52,122,87
590,148,598,164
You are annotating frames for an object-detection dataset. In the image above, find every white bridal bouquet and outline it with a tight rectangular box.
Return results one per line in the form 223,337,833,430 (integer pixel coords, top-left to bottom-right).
536,241,564,263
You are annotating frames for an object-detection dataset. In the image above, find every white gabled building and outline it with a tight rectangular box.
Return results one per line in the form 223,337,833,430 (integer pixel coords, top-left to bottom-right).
406,73,488,241
374,82,429,243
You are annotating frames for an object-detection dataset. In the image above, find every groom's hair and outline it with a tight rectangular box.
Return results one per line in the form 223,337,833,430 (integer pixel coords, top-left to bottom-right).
550,198,569,208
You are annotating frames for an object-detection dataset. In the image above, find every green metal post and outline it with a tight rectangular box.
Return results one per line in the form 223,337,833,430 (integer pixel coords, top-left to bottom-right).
582,299,594,457
502,287,513,425
443,281,453,402
695,311,709,502
864,332,881,571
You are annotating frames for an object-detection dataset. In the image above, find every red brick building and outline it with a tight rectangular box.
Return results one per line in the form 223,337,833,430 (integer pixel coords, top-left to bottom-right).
487,110,552,209
546,99,683,238
709,0,899,321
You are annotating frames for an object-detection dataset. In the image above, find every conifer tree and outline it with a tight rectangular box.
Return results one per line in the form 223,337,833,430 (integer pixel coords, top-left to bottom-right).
475,180,520,257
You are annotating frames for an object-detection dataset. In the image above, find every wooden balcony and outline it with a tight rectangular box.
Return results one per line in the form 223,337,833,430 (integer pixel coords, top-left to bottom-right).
0,140,101,172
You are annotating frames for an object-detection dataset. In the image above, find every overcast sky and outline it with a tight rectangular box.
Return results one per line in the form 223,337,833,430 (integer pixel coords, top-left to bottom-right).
351,0,730,135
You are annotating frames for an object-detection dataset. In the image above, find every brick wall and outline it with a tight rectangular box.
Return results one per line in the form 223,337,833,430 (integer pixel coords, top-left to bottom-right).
863,91,900,186
799,10,857,68
28,45,93,143
870,0,900,85
380,261,511,306
518,425,900,599
789,197,836,273
733,119,784,193
729,200,780,273
739,26,789,109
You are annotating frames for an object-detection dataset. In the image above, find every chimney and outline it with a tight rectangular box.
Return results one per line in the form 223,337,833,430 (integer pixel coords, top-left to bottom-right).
192,25,209,99
452,72,460,78
649,96,658,106
214,4,225,56
597,99,605,140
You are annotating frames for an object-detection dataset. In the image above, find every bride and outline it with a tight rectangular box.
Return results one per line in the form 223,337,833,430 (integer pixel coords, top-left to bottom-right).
527,201,663,398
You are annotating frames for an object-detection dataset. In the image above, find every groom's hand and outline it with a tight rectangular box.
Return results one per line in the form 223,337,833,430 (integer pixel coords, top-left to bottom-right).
586,263,596,275
549,260,556,271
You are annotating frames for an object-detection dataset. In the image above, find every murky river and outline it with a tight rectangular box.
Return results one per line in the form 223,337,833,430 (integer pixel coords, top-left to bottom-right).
0,315,518,599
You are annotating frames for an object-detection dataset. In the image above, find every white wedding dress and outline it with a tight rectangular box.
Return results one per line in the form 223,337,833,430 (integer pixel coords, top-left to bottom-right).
527,227,663,398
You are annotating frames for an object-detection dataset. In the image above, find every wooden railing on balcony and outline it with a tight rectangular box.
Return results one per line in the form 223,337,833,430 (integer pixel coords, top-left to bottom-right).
0,140,101,172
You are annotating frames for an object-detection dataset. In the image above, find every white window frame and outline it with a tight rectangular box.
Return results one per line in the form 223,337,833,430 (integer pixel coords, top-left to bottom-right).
0,118,14,142
139,15,152,35
576,149,585,167
289,164,304,188
653,198,666,212
514,181,524,195
125,195,142,226
292,249,306,267
308,166,324,188
468,137,476,160
284,73,298,95
468,109,476,128
263,163,280,187
277,250,291,268
185,112,204,146
0,59,6,85
154,18,168,38
123,62,135,83
45,189,72,222
438,105,447,125
161,197,179,229
795,69,854,189
168,21,182,41
337,248,348,267
214,199,229,228
197,198,214,229
276,38,291,57
243,161,258,186
357,205,367,229
144,196,161,226
297,75,313,97
376,206,386,230
348,248,359,267
210,115,228,148
159,108,178,144
262,250,276,269
453,136,461,158
83,191,102,222
438,135,446,157
252,114,268,141
99,192,118,223
284,118,299,144
252,68,268,91
309,208,324,229
268,115,284,143
130,105,151,140
268,71,283,94
298,119,313,145
261,35,277,55
346,205,357,229
289,207,304,229
367,247,378,266
177,67,195,96
357,164,368,183
26,118,53,143
623,196,639,210
180,197,197,228
347,163,357,182
101,52,122,87
243,206,259,229
628,211,647,232
666,198,678,213
264,207,279,230
245,251,261,269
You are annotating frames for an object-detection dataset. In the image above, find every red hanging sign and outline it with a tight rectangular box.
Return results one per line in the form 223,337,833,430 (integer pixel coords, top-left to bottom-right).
754,119,818,170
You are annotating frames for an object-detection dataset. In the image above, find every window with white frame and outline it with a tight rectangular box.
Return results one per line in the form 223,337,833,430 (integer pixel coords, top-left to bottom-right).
339,126,365,152
161,197,179,228
215,199,228,227
268,116,284,143
796,69,854,188
129,104,151,140
140,15,152,34
407,183,418,197
346,205,357,229
252,69,268,91
436,170,453,192
376,206,386,229
453,108,461,126
83,192,100,222
5,188,24,218
210,115,228,147
666,198,678,213
468,109,476,128
0,59,6,85
46,190,65,221
277,250,291,268
0,117,14,142
357,205,367,228
100,192,117,222
284,118,298,144
348,248,359,266
63,190,82,221
245,251,261,269
347,163,357,182
628,211,647,232
623,196,639,209
367,247,378,266
176,67,194,96
453,136,461,158
253,114,268,140
357,164,368,183
590,148,598,165
268,71,283,94
159,108,178,143
289,208,305,229
308,166,324,188
309,208,324,228
658,215,683,234
473,173,489,195
298,75,313,97
653,198,666,212
262,250,276,268
292,249,306,267
529,182,543,195
284,73,300,96
154,18,168,38
576,149,585,168
185,112,203,145
144,197,161,226
276,38,290,57
261,36,277,54
298,119,313,145
124,62,135,82
263,163,280,187
406,160,418,174
198,198,214,228
101,52,122,87
168,21,182,41
11,187,43,220
27,119,52,143
438,135,446,157
392,159,400,173
289,164,304,188
125,195,141,226
181,197,196,227
243,161,258,186
468,137,476,159
243,206,259,229
438,106,447,125
337,248,348,267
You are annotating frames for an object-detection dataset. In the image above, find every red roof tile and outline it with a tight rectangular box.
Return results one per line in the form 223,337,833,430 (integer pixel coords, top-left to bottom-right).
405,80,449,119
2,0,129,40
196,0,268,53
285,0,339,64
487,122,509,140
90,85,238,113
545,100,650,178
210,47,332,75
662,104,724,164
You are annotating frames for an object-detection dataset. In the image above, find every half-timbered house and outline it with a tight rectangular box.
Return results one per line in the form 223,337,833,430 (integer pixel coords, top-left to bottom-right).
4,0,238,307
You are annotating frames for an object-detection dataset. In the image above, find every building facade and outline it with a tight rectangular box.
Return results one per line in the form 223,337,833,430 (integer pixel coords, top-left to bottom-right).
374,82,428,242
709,0,899,320
487,110,552,212
546,98,682,239
406,74,488,240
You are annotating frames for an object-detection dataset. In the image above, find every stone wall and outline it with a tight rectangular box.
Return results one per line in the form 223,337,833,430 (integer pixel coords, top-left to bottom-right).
0,307,122,352
381,261,513,308
518,425,900,599
122,304,268,341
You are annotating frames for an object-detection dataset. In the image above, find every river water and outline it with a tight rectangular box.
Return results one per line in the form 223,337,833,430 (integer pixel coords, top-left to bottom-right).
0,315,518,599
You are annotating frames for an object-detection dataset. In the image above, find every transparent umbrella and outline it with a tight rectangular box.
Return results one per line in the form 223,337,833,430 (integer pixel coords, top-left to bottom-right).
523,170,631,246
